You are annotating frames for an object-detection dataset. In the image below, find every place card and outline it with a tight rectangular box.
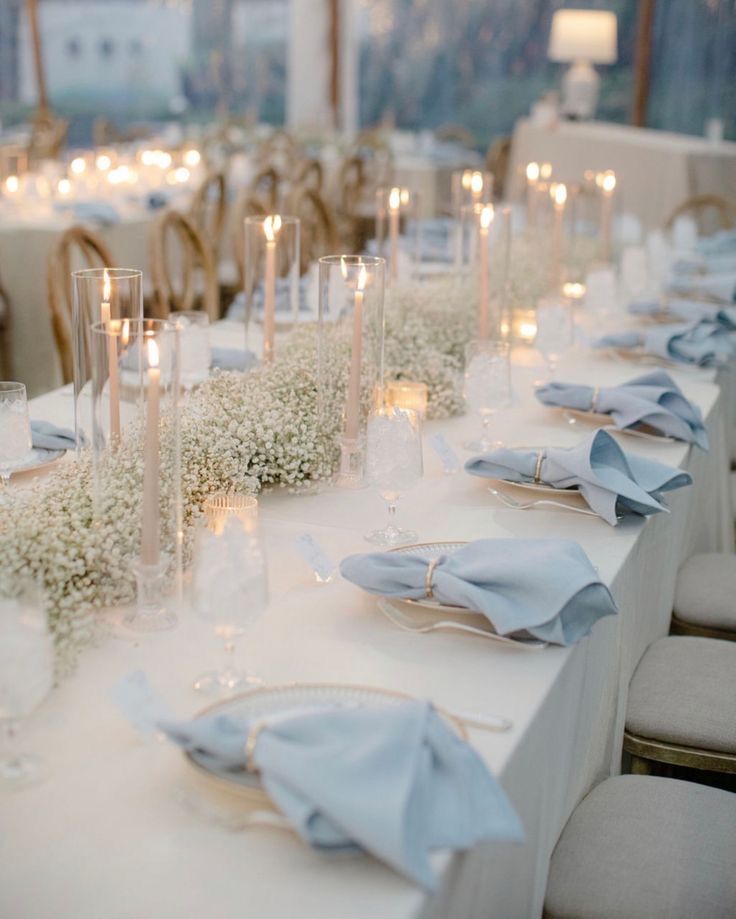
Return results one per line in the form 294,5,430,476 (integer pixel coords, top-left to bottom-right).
429,432,460,474
110,669,173,740
295,533,336,583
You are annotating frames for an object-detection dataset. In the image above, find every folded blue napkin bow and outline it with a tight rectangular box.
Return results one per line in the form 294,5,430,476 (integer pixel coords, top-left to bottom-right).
161,700,523,890
31,420,76,451
594,320,736,367
465,429,692,526
341,538,617,645
535,370,708,449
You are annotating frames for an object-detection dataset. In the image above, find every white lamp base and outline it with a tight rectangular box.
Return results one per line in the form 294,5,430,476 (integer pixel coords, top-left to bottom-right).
561,60,600,120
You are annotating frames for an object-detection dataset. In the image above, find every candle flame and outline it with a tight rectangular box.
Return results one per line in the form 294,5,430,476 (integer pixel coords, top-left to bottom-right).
601,171,616,193
400,188,410,206
357,265,368,293
147,338,159,369
102,269,111,302
264,214,282,242
470,172,484,195
183,149,201,167
480,204,494,230
540,162,552,179
71,157,86,175
96,154,112,171
461,170,473,191
562,281,586,299
5,175,19,193
57,178,71,195
526,162,540,182
551,183,567,207
388,187,402,211
121,319,130,346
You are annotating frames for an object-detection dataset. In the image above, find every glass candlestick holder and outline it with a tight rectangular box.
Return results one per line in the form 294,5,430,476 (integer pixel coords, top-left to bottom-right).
375,186,420,285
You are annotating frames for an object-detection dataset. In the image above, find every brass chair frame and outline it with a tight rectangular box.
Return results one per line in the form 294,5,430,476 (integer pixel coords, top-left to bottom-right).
150,210,219,321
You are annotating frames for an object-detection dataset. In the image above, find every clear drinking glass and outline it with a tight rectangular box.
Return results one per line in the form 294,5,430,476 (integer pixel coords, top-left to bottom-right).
0,382,32,489
535,296,573,380
364,407,423,546
0,589,54,787
192,517,269,695
463,340,512,451
171,310,211,388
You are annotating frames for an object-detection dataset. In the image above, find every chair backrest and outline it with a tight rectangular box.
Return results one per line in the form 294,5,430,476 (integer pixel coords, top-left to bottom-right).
189,171,228,256
290,187,339,274
231,190,268,289
47,225,115,384
665,195,736,234
28,115,69,165
249,166,283,212
485,136,511,200
295,158,323,193
150,210,219,321
0,272,13,379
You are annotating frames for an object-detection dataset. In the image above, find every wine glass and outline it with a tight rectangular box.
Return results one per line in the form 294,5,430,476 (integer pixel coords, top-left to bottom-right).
364,406,423,546
535,297,573,380
0,588,54,787
0,382,32,490
192,516,269,695
463,340,511,451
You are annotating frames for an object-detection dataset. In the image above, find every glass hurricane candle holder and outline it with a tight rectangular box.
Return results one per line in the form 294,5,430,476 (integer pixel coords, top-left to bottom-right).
318,255,386,489
243,214,300,361
72,268,143,450
460,203,513,342
203,492,258,535
90,318,181,632
375,186,420,285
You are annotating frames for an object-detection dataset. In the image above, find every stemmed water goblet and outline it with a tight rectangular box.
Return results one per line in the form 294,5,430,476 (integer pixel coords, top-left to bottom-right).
463,341,512,452
364,406,423,546
535,296,573,381
192,504,268,695
0,588,54,788
0,382,32,493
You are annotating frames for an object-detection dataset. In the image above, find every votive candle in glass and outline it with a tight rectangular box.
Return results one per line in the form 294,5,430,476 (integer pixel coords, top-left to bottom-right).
385,380,429,419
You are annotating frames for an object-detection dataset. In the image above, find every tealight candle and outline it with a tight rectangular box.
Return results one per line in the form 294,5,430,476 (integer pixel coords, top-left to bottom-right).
385,380,429,418
203,492,258,536
514,310,538,345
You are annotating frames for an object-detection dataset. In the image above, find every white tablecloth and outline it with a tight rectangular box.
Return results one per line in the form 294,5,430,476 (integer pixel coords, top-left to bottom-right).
508,118,736,233
1,314,731,918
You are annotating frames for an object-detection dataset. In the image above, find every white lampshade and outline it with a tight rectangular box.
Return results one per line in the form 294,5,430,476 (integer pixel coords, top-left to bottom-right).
548,10,618,65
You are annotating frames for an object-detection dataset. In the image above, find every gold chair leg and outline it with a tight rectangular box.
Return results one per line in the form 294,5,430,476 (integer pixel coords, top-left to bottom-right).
629,755,652,775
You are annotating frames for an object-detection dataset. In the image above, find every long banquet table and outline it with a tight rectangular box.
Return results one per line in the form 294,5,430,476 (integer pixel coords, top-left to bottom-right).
1,319,732,919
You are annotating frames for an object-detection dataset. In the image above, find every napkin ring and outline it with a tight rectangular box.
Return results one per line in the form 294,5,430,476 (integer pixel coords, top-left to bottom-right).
590,387,600,412
425,557,440,599
533,450,546,484
244,720,268,773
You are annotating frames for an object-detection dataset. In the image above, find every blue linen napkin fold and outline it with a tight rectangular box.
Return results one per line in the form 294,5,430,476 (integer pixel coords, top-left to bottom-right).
594,320,736,367
668,272,736,302
535,370,709,449
465,429,692,526
210,347,258,372
54,200,120,226
628,298,736,330
30,420,76,451
160,700,523,890
340,538,617,645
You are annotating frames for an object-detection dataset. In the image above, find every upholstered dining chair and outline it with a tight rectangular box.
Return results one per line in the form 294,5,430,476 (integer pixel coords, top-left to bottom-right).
189,171,228,258
0,271,13,379
543,775,736,919
623,635,736,777
665,195,736,234
290,187,339,275
670,553,736,640
47,225,115,384
150,210,219,321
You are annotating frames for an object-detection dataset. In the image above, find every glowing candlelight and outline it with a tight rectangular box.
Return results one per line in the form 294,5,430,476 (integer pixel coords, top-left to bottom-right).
562,281,586,304
70,157,86,175
526,162,540,227
385,380,428,418
96,154,112,172
540,162,552,180
4,175,19,195
344,259,368,442
183,149,201,168
100,269,120,439
470,171,484,203
203,493,258,536
599,170,616,262
514,311,538,344
550,183,567,288
478,204,493,340
262,214,282,363
57,178,71,196
388,186,401,282
141,338,161,566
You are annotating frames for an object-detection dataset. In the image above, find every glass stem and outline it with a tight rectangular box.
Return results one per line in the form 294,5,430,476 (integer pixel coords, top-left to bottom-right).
387,501,398,531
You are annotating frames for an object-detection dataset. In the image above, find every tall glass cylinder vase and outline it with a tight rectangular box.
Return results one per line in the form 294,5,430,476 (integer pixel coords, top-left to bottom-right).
375,187,420,285
72,268,143,450
243,215,300,362
90,318,181,631
460,203,513,343
318,255,386,489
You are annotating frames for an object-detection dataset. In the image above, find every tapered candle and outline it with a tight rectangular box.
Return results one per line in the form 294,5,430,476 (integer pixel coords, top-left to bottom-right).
470,171,484,203
344,262,368,441
599,171,616,262
263,214,281,363
525,162,540,228
141,338,161,566
478,204,493,339
100,269,120,439
388,187,401,282
550,182,567,289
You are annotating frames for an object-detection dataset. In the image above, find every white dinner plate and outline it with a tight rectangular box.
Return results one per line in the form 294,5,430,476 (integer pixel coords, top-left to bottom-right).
184,683,466,808
8,447,65,478
562,409,676,443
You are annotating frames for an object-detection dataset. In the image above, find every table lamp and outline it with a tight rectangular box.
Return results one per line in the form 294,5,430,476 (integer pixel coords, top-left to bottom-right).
548,9,617,120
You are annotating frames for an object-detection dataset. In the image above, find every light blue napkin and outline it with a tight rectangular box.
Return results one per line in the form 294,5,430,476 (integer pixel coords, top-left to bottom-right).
465,429,692,526
210,347,258,372
31,420,76,451
54,200,120,226
594,320,736,367
535,370,708,449
668,272,736,302
341,538,616,645
160,700,523,890
628,298,736,330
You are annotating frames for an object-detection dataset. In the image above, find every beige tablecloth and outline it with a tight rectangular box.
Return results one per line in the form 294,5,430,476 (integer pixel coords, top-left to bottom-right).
508,118,736,233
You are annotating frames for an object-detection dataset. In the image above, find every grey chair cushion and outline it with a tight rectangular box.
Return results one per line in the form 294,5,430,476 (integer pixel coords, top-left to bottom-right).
545,775,736,919
674,553,736,631
626,636,736,753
